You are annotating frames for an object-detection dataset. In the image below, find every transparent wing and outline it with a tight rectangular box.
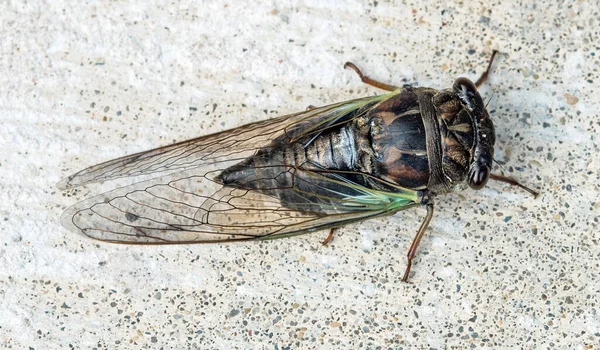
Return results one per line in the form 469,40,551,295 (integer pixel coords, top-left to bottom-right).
60,165,420,244
57,92,398,190
58,90,421,244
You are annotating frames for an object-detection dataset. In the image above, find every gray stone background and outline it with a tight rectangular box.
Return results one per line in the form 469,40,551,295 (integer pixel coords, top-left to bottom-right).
1,0,598,348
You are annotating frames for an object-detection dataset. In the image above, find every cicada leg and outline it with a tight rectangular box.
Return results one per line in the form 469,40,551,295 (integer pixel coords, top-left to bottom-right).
474,50,499,88
344,62,400,91
321,228,336,246
490,173,539,198
402,202,435,282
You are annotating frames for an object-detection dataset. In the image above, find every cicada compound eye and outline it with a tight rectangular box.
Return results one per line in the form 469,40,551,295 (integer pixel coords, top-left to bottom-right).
468,164,490,190
453,77,484,116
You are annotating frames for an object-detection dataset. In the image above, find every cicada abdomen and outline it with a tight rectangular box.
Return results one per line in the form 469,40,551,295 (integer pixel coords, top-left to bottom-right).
215,91,430,213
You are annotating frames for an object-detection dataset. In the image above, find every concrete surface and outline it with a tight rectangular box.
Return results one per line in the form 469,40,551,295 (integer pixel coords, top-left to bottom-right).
1,0,598,348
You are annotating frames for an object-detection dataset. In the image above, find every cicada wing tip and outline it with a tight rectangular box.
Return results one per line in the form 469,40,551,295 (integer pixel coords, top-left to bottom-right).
56,175,76,190
58,203,90,239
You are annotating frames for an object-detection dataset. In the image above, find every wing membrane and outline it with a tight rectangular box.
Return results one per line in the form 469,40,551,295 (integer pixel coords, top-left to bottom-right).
61,165,417,244
57,92,398,190
60,166,419,244
59,90,421,244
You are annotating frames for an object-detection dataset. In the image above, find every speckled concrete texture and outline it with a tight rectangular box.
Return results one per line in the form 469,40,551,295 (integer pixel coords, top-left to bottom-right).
1,0,598,348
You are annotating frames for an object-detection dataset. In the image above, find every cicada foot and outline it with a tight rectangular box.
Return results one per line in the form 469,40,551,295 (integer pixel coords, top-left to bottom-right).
321,228,335,246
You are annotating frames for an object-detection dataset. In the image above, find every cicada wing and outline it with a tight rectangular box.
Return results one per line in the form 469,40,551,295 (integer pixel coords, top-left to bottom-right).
60,164,420,244
57,91,399,190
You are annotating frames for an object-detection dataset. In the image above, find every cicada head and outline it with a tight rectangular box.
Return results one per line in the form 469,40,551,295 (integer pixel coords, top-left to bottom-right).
452,77,495,190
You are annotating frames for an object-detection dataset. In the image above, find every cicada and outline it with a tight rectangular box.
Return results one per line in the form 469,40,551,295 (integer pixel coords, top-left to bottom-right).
58,51,537,281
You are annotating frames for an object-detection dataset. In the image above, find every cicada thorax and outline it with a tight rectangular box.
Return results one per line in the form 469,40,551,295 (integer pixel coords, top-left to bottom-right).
432,89,481,190
368,87,483,195
367,90,429,190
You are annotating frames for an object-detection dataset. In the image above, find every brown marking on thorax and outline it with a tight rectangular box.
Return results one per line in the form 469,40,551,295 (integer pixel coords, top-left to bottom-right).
433,92,477,185
367,90,430,189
